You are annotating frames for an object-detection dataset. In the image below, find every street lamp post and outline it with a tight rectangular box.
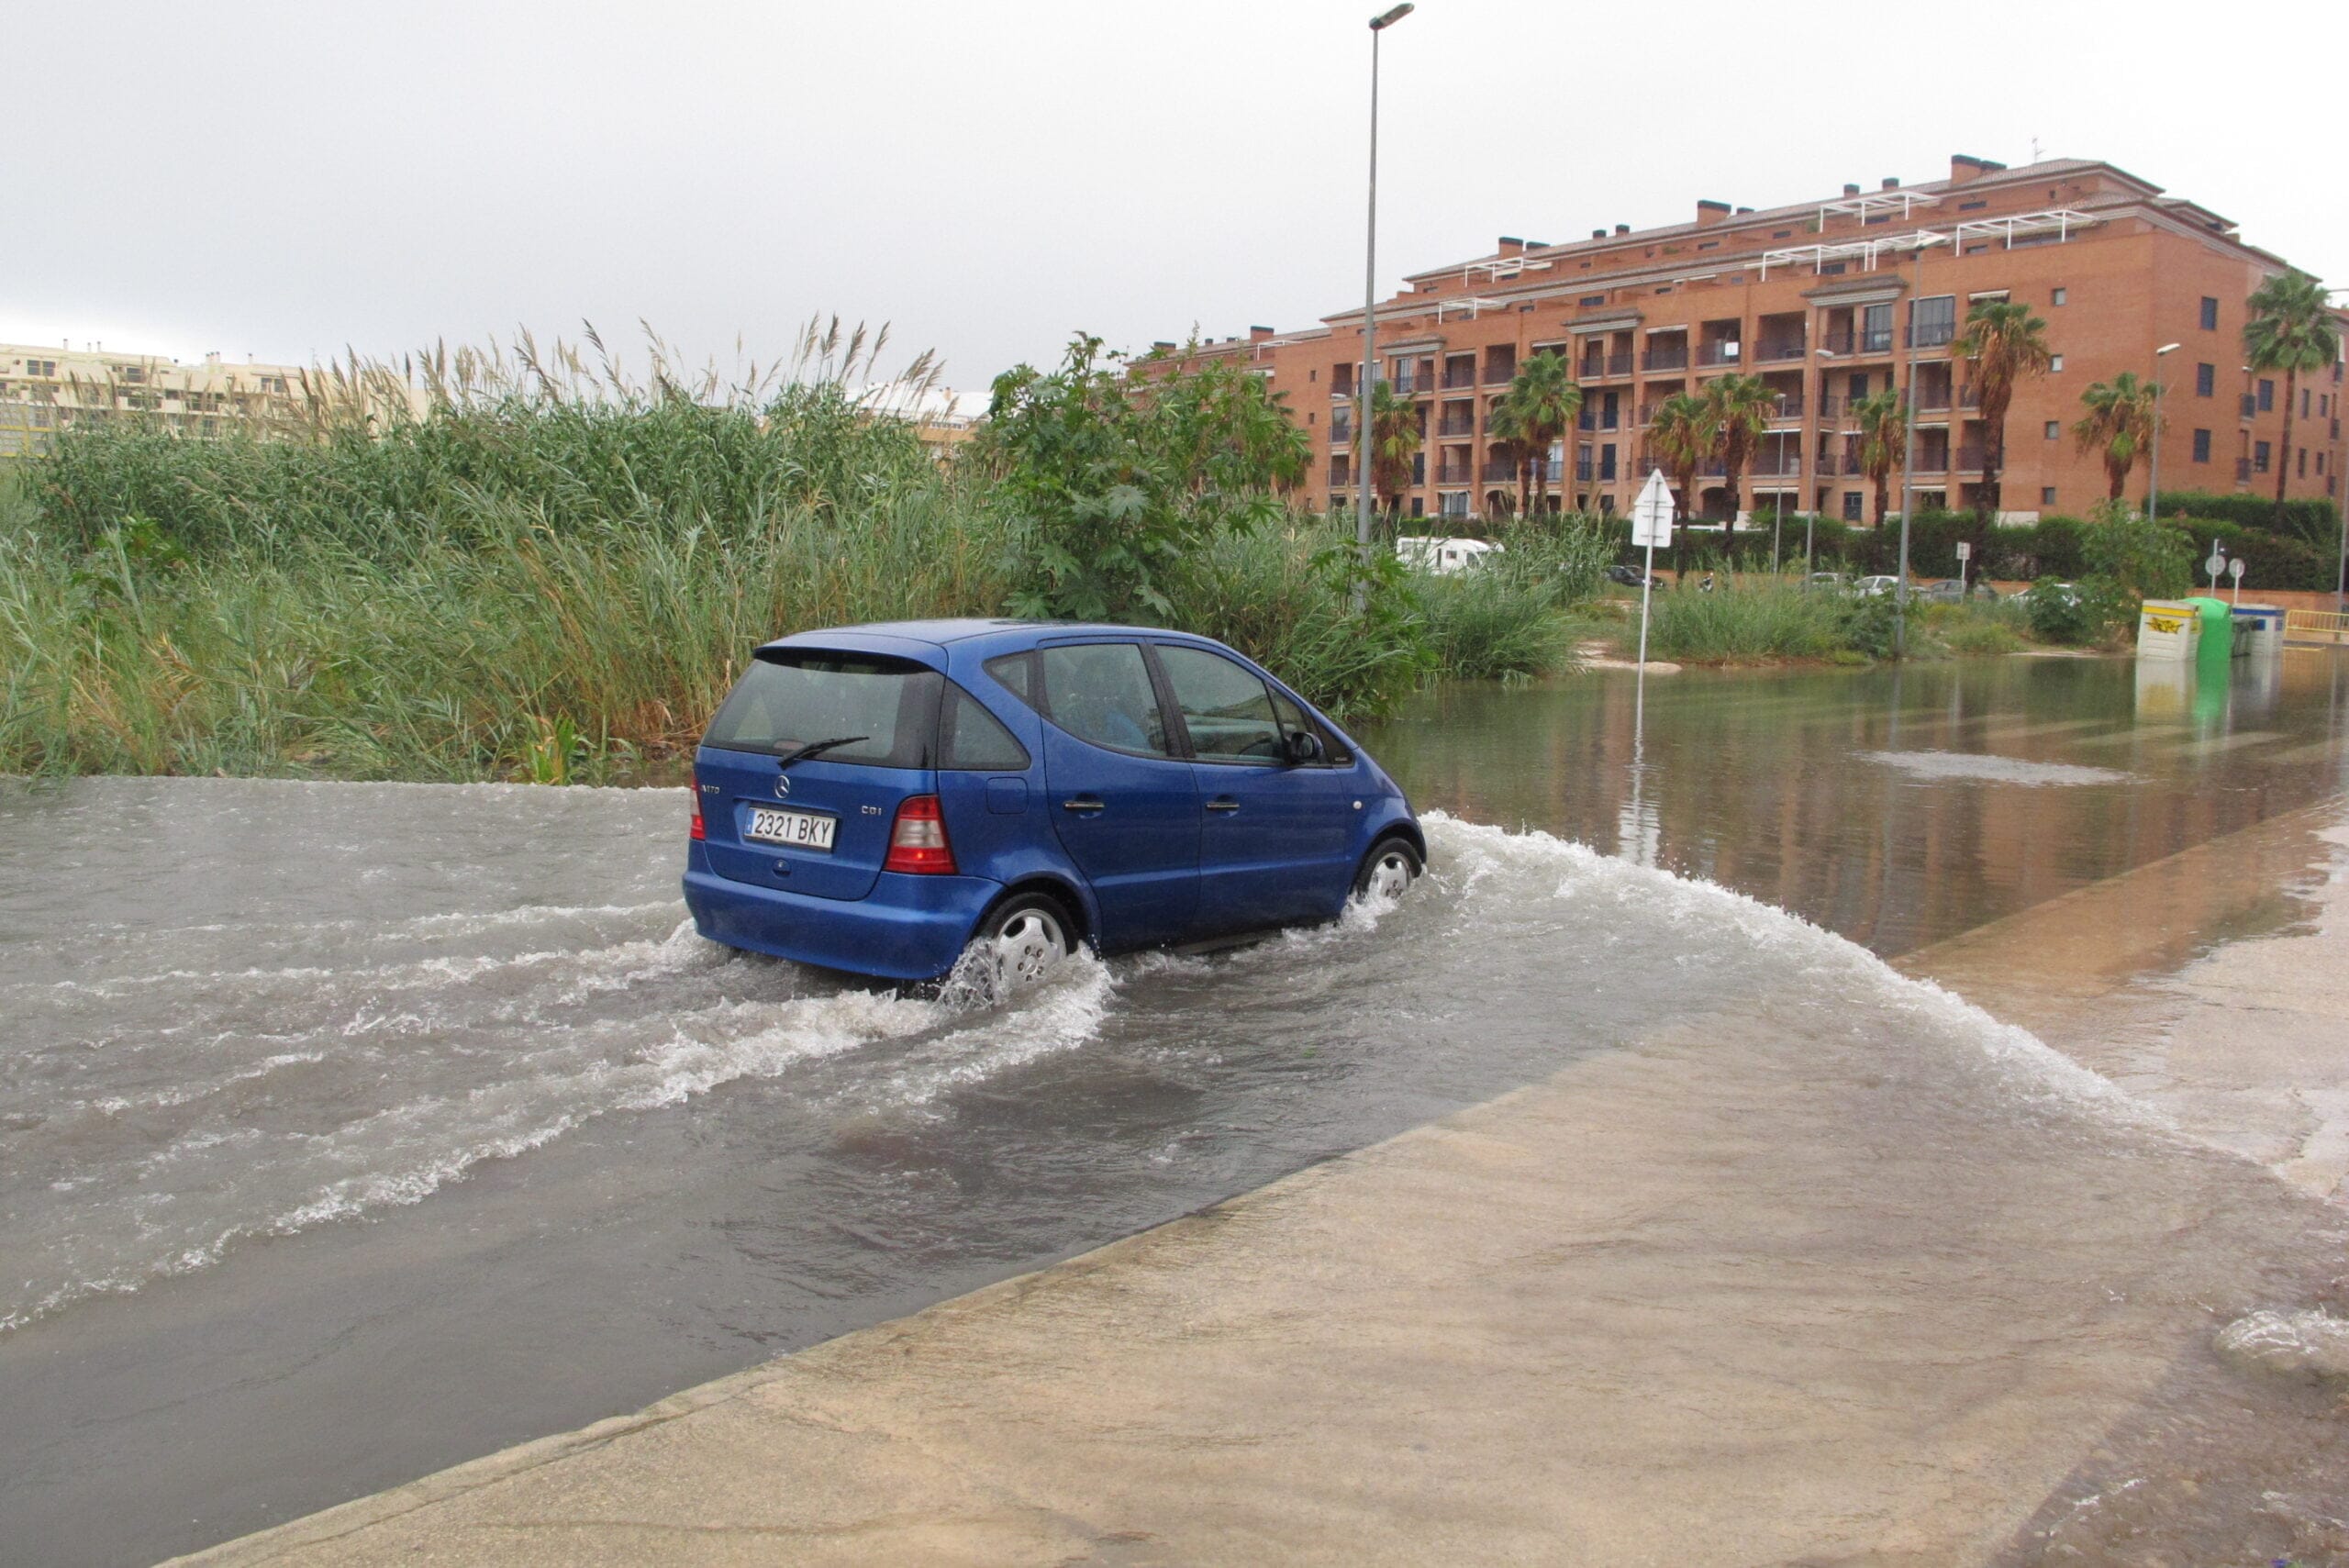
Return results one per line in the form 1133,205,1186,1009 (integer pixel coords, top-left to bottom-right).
1354,3,1414,581
2148,342,2180,521
1894,245,1929,659
1805,344,1835,573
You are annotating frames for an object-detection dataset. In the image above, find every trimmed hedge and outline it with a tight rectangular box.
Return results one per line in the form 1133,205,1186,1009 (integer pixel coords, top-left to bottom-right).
2155,490,2342,550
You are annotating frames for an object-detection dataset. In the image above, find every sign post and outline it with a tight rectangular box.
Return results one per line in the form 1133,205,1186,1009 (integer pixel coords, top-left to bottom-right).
1955,538,1972,597
2228,555,2245,606
2206,541,2227,594
1631,470,1675,673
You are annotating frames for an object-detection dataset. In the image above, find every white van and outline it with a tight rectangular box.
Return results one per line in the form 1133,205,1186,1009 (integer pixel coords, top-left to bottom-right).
1396,536,1499,576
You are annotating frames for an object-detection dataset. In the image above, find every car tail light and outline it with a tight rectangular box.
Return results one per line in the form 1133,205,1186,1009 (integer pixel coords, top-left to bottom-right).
689,773,706,840
884,795,956,875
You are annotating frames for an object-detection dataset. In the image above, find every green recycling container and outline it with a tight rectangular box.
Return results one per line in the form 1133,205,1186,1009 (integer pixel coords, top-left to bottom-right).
2187,596,2232,689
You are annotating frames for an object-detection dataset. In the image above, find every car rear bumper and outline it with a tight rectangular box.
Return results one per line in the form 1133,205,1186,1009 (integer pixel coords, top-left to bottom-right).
683,859,1000,982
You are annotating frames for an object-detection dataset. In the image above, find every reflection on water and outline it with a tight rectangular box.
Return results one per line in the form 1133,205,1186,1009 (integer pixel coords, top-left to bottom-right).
1364,650,2349,954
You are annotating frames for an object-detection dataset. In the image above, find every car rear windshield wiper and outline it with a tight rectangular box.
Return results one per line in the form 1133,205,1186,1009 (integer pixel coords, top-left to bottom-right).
774,735,869,770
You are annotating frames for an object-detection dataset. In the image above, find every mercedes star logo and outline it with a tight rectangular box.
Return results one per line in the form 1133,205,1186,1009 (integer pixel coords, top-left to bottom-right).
774,774,791,799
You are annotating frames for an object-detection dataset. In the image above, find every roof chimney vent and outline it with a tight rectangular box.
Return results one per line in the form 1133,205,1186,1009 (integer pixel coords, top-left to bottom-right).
1497,236,1524,257
1249,325,1274,342
1949,153,2007,185
1696,199,1731,228
1614,223,1631,236
1843,183,1861,197
1881,177,1899,190
1591,228,1606,239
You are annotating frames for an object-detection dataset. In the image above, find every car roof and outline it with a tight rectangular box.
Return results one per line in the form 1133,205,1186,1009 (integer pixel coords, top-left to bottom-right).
756,619,1243,659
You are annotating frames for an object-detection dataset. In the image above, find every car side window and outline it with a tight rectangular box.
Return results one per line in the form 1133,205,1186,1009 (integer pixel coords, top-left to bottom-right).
983,651,1036,707
1157,646,1284,764
1269,685,1352,767
939,684,1030,771
1038,644,1172,757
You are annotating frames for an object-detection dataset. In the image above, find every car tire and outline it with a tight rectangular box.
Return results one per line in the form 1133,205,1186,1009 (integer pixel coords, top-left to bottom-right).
1353,838,1422,902
969,891,1075,993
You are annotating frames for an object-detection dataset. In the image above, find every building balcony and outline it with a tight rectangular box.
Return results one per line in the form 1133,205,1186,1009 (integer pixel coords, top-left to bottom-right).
1748,452,1803,477
1955,445,1987,472
1575,410,1621,432
1767,396,1804,422
1697,341,1743,368
1484,361,1517,386
1904,322,1957,350
2240,394,2259,419
1641,344,1689,373
1575,461,1595,482
1390,375,1423,396
1753,340,1809,364
1840,452,1865,475
1436,421,1475,440
1327,461,1352,485
1816,395,1845,420
1437,462,1474,484
1482,460,1520,483
1700,457,1727,476
1441,369,1477,390
1826,329,1897,357
1329,427,1353,447
1914,391,1952,414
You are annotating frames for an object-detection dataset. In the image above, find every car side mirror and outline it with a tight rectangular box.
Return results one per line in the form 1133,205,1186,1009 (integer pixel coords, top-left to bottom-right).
1285,730,1325,765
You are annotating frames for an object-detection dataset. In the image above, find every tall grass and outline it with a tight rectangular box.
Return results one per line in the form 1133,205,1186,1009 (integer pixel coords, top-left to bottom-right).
0,325,1585,781
1626,580,1864,664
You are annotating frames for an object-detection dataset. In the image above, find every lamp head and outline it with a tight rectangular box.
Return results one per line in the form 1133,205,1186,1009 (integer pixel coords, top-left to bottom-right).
1371,3,1414,28
2155,342,2181,355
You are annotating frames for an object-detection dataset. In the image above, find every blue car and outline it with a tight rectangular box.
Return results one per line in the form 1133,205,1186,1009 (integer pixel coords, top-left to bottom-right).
682,620,1423,988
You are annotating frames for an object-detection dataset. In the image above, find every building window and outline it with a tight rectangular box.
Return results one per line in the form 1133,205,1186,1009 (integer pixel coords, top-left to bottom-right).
1440,492,1469,518
1911,295,1957,347
2044,421,2060,439
2254,441,2272,473
2192,428,2211,463
1842,491,1863,521
2301,388,2310,417
2299,449,2308,477
1580,294,1606,306
2199,296,2220,330
2041,486,2058,505
2258,379,2275,411
1308,368,1317,383
2051,287,2067,306
1410,496,1424,517
2049,354,2064,373
2196,362,2215,396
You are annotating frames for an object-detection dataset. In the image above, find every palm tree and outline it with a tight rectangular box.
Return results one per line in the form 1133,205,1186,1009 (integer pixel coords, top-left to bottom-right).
1645,393,1708,570
2243,268,2343,524
1364,380,1421,536
1850,388,1906,526
1954,299,2054,522
2070,373,2160,502
1491,352,1584,515
1697,373,1776,540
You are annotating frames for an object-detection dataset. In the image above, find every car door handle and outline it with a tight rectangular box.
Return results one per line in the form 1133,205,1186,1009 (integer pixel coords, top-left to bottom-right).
1061,795,1105,813
1206,797,1241,813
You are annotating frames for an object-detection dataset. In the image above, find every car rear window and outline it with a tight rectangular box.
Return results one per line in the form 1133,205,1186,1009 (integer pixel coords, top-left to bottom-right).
701,651,941,768
939,684,1030,771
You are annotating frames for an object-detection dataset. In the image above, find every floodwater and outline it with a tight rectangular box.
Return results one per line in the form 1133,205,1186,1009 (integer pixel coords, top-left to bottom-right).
1,651,2345,1566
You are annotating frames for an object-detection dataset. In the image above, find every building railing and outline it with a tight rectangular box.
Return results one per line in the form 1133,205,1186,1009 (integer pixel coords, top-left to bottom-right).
1816,395,1845,420
1329,426,1353,447
1768,396,1804,422
1955,445,1987,471
1828,328,1896,356
1576,409,1621,431
1391,375,1421,395
2240,394,2259,419
1484,361,1517,385
1753,341,1808,363
1700,457,1727,476
2236,457,2253,480
1914,390,1953,414
1747,453,1803,476
1641,344,1689,373
1482,460,1520,483
1437,416,1475,438
1911,451,1950,474
1905,322,1957,349
1697,341,1743,367
1328,461,1351,485
1840,452,1865,475
1442,364,1477,390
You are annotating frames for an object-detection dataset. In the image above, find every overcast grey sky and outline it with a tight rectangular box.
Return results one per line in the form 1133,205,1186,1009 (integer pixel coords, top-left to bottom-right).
12,0,2343,395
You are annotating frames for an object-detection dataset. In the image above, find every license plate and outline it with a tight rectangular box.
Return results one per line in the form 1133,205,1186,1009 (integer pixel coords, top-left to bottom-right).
745,806,837,851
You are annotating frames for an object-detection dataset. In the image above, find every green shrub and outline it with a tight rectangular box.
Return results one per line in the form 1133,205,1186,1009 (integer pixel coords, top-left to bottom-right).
1410,571,1579,682
2080,502,2195,599
2155,489,2342,549
2165,516,2334,591
1630,579,1854,663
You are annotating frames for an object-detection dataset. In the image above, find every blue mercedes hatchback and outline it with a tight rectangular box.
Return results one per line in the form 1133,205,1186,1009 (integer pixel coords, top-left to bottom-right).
682,620,1423,988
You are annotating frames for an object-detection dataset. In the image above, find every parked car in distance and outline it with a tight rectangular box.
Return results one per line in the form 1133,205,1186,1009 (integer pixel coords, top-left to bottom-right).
2028,580,2083,607
1803,572,1850,593
1854,574,1904,597
1606,563,1666,591
1397,536,1497,575
683,621,1426,991
1919,579,1965,605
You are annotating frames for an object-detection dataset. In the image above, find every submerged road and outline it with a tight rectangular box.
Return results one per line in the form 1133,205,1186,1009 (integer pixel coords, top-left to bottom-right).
175,806,2349,1567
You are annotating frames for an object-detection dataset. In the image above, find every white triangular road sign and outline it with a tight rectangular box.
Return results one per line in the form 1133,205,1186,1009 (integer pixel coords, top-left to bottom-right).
1631,469,1675,548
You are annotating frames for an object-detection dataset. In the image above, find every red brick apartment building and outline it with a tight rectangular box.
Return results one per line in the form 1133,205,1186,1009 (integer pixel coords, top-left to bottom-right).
1155,155,2347,527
